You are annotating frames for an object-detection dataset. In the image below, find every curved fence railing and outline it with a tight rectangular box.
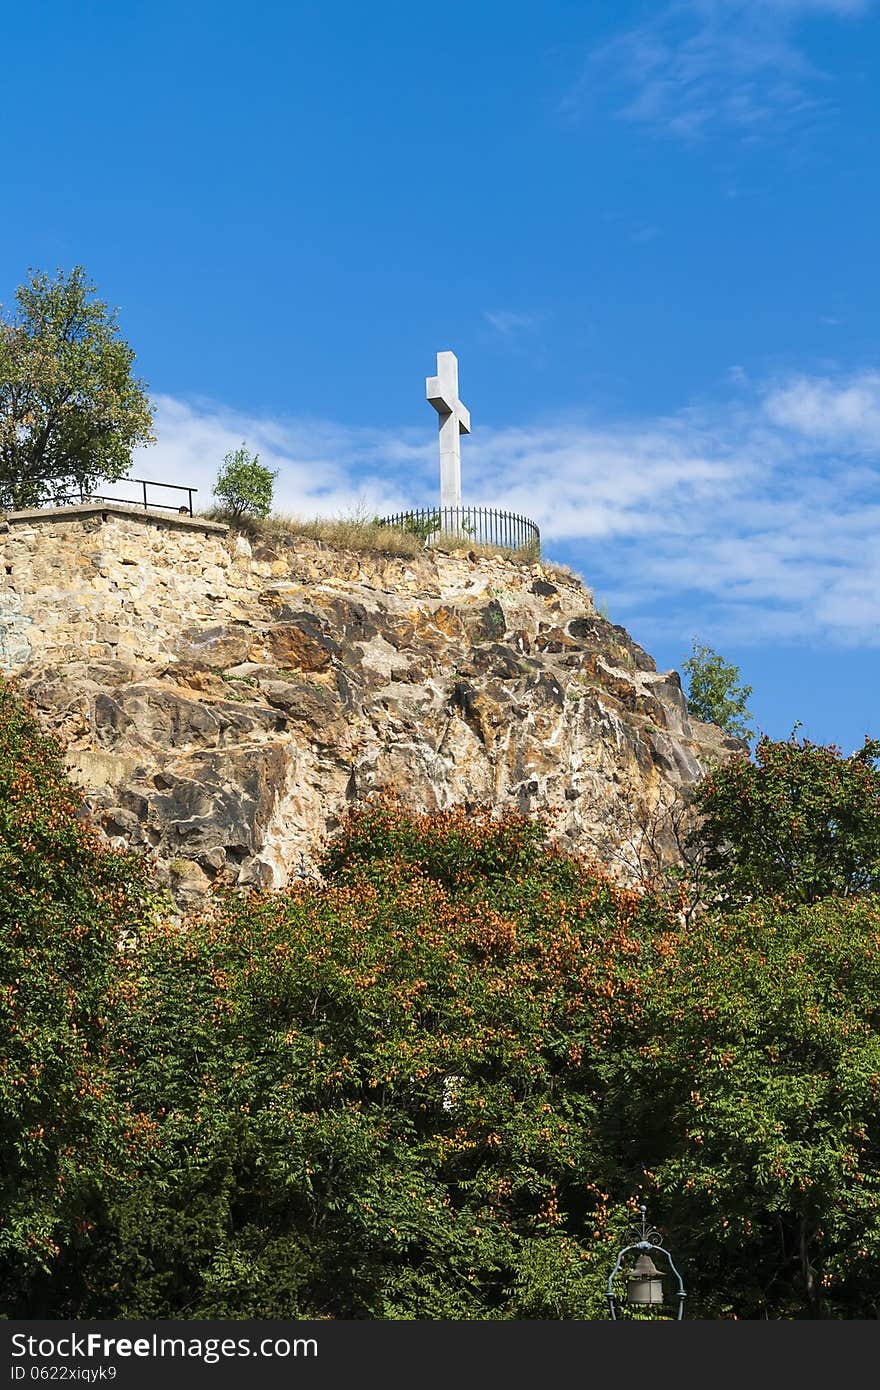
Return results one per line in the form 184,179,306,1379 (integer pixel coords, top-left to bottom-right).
378,506,540,554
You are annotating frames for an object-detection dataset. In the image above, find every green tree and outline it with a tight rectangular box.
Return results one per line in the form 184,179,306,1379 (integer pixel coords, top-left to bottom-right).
103,800,880,1320
0,683,157,1315
0,267,154,511
7,677,880,1320
631,893,880,1318
693,733,880,908
212,444,276,518
682,639,754,740
95,803,640,1318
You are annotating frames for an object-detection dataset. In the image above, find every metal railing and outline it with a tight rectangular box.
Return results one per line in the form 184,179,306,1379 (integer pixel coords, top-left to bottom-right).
378,506,540,554
51,478,197,517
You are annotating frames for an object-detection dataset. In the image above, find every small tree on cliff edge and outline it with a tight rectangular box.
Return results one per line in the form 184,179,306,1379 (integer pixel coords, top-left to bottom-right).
0,267,154,510
212,443,277,518
682,638,754,741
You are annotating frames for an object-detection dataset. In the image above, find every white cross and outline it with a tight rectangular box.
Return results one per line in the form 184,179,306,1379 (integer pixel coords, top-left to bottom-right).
426,350,470,511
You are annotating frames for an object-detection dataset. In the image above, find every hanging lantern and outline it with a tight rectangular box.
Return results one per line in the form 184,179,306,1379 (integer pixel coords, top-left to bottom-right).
606,1205,686,1319
626,1251,665,1305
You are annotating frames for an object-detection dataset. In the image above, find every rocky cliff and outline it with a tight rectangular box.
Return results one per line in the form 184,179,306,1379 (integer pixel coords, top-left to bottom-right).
0,504,740,899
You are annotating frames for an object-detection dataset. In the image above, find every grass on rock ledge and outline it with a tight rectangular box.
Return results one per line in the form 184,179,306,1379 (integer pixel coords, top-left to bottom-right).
204,509,544,566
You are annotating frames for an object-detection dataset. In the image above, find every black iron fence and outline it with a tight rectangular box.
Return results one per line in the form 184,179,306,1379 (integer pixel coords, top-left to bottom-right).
50,478,197,517
378,506,540,554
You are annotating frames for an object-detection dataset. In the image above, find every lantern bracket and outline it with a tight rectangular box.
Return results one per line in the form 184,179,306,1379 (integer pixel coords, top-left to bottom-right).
606,1206,686,1320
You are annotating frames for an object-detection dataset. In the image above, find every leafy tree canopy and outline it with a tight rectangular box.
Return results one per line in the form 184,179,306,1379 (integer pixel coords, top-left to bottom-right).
0,685,158,1312
4,685,880,1320
694,733,880,908
631,892,880,1320
0,267,154,511
96,802,880,1320
212,444,277,518
99,824,638,1318
683,639,754,741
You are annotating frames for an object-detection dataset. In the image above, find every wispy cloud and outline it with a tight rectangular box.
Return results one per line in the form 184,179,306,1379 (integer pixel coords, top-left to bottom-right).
134,370,880,648
764,370,880,445
565,0,871,144
483,309,543,336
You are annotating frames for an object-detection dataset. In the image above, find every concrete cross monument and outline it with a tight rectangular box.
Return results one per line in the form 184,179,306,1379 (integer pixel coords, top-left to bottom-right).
426,350,470,511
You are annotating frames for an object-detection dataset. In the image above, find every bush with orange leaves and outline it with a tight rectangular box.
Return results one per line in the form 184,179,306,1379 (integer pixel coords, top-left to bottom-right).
0,683,159,1315
95,800,660,1318
5,683,880,1320
102,801,880,1319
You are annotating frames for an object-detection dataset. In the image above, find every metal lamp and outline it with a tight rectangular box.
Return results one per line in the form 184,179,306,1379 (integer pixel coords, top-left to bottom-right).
626,1251,665,1305
294,851,319,884
607,1205,686,1319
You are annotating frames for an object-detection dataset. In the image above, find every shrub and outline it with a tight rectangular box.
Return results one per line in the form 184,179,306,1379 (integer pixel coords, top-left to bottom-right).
212,444,276,518
682,639,753,741
0,683,157,1314
6,682,880,1320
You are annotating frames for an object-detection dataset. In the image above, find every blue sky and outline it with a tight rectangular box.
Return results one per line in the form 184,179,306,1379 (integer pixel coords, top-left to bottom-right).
2,0,879,750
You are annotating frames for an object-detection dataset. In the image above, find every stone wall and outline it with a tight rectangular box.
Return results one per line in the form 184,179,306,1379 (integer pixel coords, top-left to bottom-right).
0,504,246,669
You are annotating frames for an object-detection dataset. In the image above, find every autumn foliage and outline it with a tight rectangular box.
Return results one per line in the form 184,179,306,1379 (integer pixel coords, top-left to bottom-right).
2,689,880,1318
0,685,156,1310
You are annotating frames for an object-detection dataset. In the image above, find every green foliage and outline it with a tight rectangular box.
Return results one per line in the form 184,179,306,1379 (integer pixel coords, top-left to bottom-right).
682,639,754,740
98,801,880,1319
0,684,157,1313
397,511,441,543
0,267,154,511
320,799,556,893
5,685,880,1320
212,444,276,518
631,895,880,1319
694,734,880,908
93,803,647,1318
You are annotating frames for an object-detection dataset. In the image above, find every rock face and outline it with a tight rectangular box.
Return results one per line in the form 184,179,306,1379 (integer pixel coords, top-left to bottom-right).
0,504,741,899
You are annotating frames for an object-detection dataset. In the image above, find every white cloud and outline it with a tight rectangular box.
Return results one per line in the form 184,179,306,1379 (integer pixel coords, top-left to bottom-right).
132,369,880,648
132,393,429,520
764,371,880,447
566,0,871,143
